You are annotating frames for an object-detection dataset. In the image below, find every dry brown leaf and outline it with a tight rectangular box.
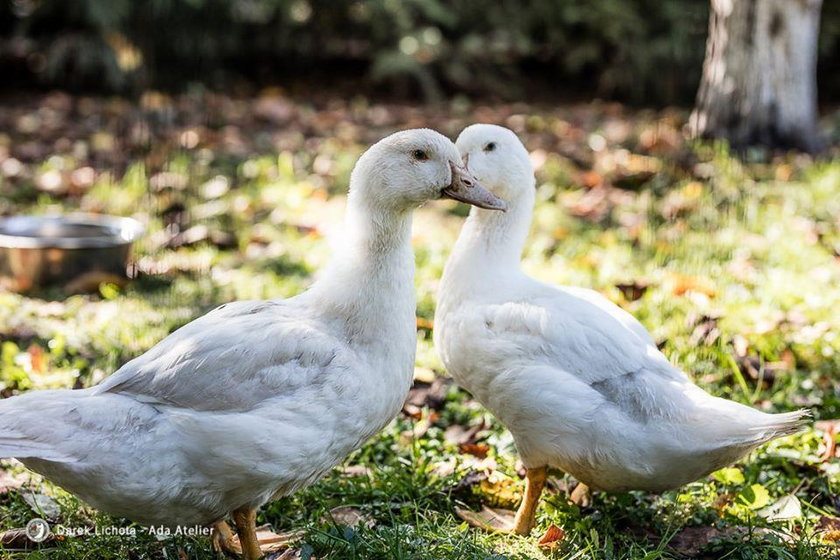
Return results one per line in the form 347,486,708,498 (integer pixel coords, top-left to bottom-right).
64,271,127,294
668,273,716,297
412,366,435,384
819,422,838,462
690,316,721,347
225,525,304,555
479,474,520,508
615,281,649,302
23,492,61,519
444,422,484,446
415,317,434,330
269,549,310,560
27,344,47,374
815,419,840,431
0,527,56,549
668,526,736,556
454,505,515,532
459,443,489,459
537,524,565,550
775,164,794,181
713,492,735,514
446,469,488,495
816,516,840,543
322,506,375,529
566,186,609,221
580,171,604,188
341,465,373,478
0,468,29,495
403,378,451,415
780,348,796,370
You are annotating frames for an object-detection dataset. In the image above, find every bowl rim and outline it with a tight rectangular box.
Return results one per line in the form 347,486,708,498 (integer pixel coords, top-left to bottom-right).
0,213,145,249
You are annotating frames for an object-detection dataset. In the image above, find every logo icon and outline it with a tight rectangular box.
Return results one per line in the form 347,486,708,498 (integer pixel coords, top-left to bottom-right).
25,518,51,542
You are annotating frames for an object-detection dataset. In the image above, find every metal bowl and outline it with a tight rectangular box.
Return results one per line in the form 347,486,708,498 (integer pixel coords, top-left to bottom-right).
0,214,144,293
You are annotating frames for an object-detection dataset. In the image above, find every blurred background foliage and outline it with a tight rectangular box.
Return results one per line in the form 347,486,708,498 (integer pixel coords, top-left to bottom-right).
1,0,838,104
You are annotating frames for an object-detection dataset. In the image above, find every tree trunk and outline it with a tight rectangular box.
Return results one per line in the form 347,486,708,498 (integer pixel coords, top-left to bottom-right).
689,0,824,153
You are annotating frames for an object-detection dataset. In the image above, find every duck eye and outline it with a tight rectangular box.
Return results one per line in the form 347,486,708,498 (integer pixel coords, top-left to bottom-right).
412,149,429,161
484,142,497,152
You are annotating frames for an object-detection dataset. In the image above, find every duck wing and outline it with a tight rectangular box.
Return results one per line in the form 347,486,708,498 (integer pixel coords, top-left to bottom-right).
93,298,346,411
478,284,684,386
469,282,806,444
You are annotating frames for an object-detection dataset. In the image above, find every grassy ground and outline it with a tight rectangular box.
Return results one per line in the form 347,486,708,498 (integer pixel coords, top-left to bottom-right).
0,92,839,559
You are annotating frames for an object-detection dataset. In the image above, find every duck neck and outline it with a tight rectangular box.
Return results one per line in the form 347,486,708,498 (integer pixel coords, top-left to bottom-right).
445,187,534,284
312,195,416,348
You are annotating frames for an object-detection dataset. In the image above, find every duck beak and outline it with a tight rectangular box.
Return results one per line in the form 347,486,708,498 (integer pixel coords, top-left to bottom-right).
442,162,507,211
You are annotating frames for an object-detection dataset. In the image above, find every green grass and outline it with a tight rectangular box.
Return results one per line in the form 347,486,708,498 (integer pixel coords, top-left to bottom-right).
1,94,839,559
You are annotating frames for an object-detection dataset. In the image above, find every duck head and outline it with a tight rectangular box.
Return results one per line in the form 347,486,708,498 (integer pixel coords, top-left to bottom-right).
349,128,506,212
455,124,535,203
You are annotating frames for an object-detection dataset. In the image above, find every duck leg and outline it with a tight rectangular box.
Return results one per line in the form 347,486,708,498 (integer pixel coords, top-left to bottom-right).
569,482,591,507
232,507,262,560
511,466,547,535
212,520,238,555
454,466,548,536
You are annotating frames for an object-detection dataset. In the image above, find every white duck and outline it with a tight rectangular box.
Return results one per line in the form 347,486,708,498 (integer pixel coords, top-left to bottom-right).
0,128,506,559
435,124,808,536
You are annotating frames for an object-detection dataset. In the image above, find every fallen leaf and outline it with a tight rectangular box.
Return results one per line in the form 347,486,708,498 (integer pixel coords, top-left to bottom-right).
615,281,649,301
757,494,802,521
818,422,837,461
340,465,373,478
0,469,27,495
454,505,515,532
27,344,47,374
566,186,609,221
580,171,603,189
64,271,128,294
268,549,310,560
403,377,451,415
22,492,60,520
165,225,237,250
412,366,435,383
479,472,520,508
446,469,488,495
0,527,56,549
537,524,565,549
407,410,439,439
415,317,434,330
815,419,840,431
459,443,489,459
668,526,735,556
322,506,375,529
816,516,840,543
713,492,735,514
444,422,484,446
668,273,716,298
689,316,720,347
225,525,305,555
775,164,794,181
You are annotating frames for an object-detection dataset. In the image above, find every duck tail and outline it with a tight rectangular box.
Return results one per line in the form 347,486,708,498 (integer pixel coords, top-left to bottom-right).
0,393,78,462
748,408,811,443
0,435,78,462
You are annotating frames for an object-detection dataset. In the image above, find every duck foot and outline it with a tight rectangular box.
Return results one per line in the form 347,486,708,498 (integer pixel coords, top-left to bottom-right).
569,482,591,507
212,520,303,558
455,465,547,536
